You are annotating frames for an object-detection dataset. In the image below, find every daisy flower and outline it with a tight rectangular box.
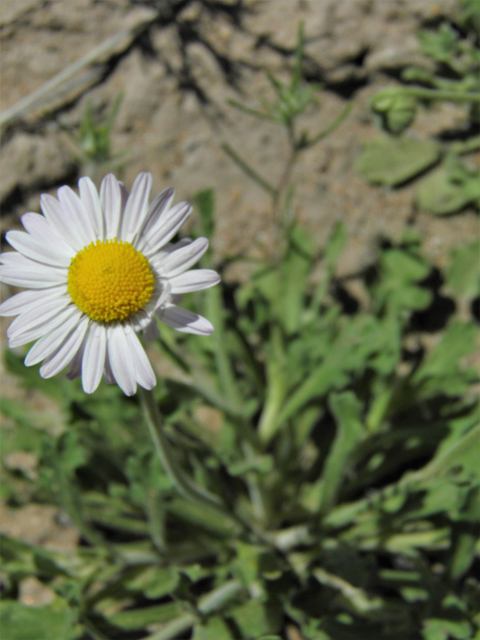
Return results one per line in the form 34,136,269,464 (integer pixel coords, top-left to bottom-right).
0,173,220,396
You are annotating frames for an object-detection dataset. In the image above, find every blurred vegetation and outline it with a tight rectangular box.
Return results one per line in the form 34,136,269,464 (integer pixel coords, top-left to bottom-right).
1,197,479,639
65,92,125,179
356,0,480,215
223,22,352,228
1,4,479,640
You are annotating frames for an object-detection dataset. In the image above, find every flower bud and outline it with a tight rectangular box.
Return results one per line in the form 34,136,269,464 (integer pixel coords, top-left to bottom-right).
372,93,417,134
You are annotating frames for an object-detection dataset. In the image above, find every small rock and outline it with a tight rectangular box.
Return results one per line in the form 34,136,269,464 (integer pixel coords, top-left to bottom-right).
20,577,56,607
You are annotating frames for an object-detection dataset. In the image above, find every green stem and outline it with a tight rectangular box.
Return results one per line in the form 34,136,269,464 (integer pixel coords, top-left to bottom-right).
227,98,274,121
257,359,286,443
221,142,277,196
140,388,224,511
241,440,269,523
450,134,480,155
377,86,480,103
302,101,354,149
258,325,286,443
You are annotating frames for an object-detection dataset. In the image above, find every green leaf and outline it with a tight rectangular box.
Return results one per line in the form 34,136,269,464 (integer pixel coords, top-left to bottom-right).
4,350,73,403
124,565,180,599
227,455,274,476
282,229,314,335
418,23,460,64
193,616,233,640
231,542,264,588
228,598,281,638
0,600,80,640
374,246,433,313
355,135,440,186
109,602,182,630
317,392,366,514
423,617,472,640
324,221,347,267
382,248,431,282
276,314,395,426
415,160,480,215
420,422,480,484
412,321,478,389
450,525,479,581
446,241,480,298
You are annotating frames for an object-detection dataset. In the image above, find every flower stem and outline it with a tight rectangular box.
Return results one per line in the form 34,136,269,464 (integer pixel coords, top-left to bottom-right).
140,388,275,543
139,388,224,511
221,142,277,197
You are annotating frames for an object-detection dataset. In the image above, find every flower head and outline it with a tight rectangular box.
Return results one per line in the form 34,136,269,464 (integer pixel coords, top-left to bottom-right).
0,173,220,395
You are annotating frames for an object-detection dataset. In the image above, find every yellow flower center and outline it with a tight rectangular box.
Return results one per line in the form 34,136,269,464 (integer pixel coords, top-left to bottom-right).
67,239,155,323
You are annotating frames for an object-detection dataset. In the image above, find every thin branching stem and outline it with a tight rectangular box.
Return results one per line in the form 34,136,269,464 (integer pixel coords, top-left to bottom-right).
140,388,224,511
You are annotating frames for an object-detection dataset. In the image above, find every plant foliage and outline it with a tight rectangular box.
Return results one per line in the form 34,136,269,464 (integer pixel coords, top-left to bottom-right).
1,193,478,640
357,0,480,215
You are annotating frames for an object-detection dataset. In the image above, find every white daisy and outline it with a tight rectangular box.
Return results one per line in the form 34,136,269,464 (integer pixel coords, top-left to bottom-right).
0,173,220,396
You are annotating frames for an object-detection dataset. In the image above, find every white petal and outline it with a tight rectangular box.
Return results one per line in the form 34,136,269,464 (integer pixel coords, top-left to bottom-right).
100,174,122,240
143,320,160,341
159,305,214,335
103,349,115,384
148,239,193,270
40,316,90,378
0,286,67,317
25,312,81,366
130,310,154,334
107,324,137,395
158,237,208,277
0,252,34,267
6,230,72,268
82,323,107,394
129,283,171,336
147,281,171,314
58,185,96,245
0,251,65,270
66,335,87,381
8,307,82,349
134,187,174,249
168,269,221,294
40,193,86,252
79,177,103,239
0,270,66,288
0,251,67,288
119,181,129,212
21,213,75,258
124,323,156,390
121,172,152,240
139,202,191,255
7,295,72,339
57,186,97,246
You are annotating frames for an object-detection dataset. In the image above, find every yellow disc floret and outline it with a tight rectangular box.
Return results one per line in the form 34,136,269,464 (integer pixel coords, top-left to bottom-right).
67,239,155,323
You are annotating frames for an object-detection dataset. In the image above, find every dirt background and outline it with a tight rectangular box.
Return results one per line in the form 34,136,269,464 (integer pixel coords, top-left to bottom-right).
0,0,479,556
1,0,478,276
